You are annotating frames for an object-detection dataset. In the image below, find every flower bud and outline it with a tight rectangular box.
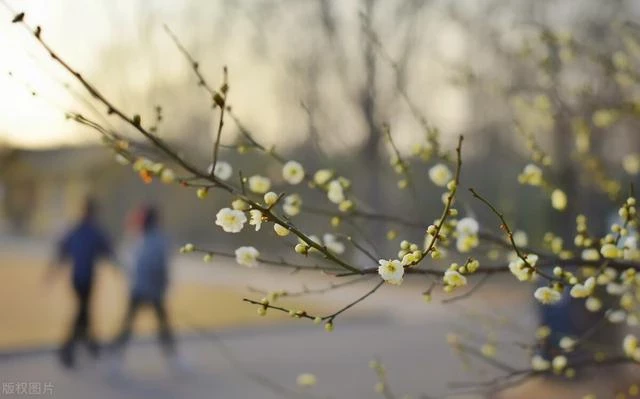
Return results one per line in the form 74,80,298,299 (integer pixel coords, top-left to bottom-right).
264,191,278,206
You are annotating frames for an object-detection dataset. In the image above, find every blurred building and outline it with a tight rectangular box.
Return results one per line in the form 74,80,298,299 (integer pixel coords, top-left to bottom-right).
0,146,221,243
0,146,114,236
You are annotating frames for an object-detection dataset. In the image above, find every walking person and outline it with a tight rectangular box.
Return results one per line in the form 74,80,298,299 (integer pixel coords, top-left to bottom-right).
47,198,114,369
111,205,186,373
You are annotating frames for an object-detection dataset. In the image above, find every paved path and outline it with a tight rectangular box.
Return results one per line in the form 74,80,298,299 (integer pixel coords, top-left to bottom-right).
0,317,514,399
0,280,547,399
4,237,634,398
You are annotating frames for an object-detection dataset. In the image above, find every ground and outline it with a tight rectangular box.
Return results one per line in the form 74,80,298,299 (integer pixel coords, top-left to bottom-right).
0,240,637,398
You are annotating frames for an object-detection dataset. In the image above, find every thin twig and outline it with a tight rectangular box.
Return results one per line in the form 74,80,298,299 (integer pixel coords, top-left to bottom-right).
441,273,492,304
469,188,556,282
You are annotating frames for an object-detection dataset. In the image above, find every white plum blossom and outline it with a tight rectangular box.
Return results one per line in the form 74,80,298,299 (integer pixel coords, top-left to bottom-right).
327,180,345,204
607,309,627,323
551,189,567,211
606,282,627,296
508,265,531,282
513,231,528,247
378,259,404,285
569,277,596,298
428,163,452,187
581,248,600,261
248,175,271,194
263,192,279,206
160,168,175,184
623,334,638,357
235,246,260,267
132,157,153,172
531,355,550,371
456,234,479,253
443,270,467,287
401,251,422,266
215,208,247,233
624,236,639,260
209,161,233,180
249,209,263,231
455,217,480,253
232,199,250,211
559,337,576,351
282,161,305,185
456,217,479,236
323,234,345,254
283,194,302,216
585,297,602,312
313,169,333,185
525,254,539,266
508,255,538,282
551,355,567,371
600,243,620,259
534,286,562,305
518,163,543,186
623,154,640,175
296,373,317,387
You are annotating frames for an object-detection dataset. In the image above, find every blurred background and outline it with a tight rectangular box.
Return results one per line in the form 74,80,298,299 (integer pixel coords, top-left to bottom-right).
0,0,640,398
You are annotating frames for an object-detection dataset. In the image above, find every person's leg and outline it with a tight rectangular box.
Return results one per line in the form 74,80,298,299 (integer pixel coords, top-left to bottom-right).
153,298,190,374
152,298,176,357
78,289,100,358
59,287,90,368
112,295,140,352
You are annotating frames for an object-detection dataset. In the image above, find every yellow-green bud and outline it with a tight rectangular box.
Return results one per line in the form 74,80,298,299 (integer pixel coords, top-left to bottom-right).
160,168,175,184
264,192,278,206
232,199,249,211
197,187,208,199
273,224,290,237
338,200,354,212
295,243,308,255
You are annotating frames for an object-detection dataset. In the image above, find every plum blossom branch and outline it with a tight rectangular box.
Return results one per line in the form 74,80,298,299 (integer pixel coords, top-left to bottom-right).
468,188,556,282
441,273,492,304
243,280,385,326
12,12,367,274
190,247,343,274
247,275,374,299
323,280,385,323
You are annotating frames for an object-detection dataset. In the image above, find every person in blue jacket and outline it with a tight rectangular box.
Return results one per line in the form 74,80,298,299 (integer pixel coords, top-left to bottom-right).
48,198,114,368
111,205,180,367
